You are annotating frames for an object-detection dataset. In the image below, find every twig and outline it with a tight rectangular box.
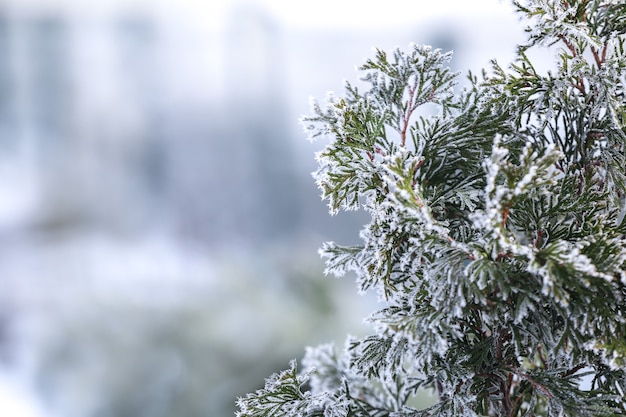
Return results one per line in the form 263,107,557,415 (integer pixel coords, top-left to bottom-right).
400,82,418,147
512,368,554,399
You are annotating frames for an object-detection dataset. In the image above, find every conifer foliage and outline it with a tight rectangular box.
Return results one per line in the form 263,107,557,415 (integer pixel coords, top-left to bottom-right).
236,1,626,415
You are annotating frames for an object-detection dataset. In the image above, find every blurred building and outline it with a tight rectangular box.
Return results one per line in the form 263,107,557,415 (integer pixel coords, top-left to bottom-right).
0,0,306,247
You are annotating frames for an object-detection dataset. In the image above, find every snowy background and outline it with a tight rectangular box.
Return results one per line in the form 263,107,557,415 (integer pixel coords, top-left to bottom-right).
0,0,525,416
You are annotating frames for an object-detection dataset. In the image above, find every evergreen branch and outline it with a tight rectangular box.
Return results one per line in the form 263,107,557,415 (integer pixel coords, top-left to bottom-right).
240,2,626,416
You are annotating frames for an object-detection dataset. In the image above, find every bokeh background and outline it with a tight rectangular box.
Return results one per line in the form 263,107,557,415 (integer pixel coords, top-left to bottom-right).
0,1,525,416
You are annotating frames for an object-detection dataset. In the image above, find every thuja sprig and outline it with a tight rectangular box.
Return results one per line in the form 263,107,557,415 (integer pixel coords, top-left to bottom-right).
237,1,626,416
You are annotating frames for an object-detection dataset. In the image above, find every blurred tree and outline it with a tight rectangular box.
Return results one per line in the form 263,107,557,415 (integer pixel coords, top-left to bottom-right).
237,1,626,415
28,249,368,417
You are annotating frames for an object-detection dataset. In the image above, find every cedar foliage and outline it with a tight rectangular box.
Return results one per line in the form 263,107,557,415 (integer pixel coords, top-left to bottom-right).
236,1,626,415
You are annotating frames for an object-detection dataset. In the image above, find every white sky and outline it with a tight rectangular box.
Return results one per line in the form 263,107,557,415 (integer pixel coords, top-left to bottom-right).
9,0,520,33
0,374,48,417
263,0,517,27
168,0,518,30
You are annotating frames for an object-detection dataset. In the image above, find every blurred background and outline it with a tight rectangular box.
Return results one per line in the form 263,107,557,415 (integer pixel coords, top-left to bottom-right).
0,0,525,416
